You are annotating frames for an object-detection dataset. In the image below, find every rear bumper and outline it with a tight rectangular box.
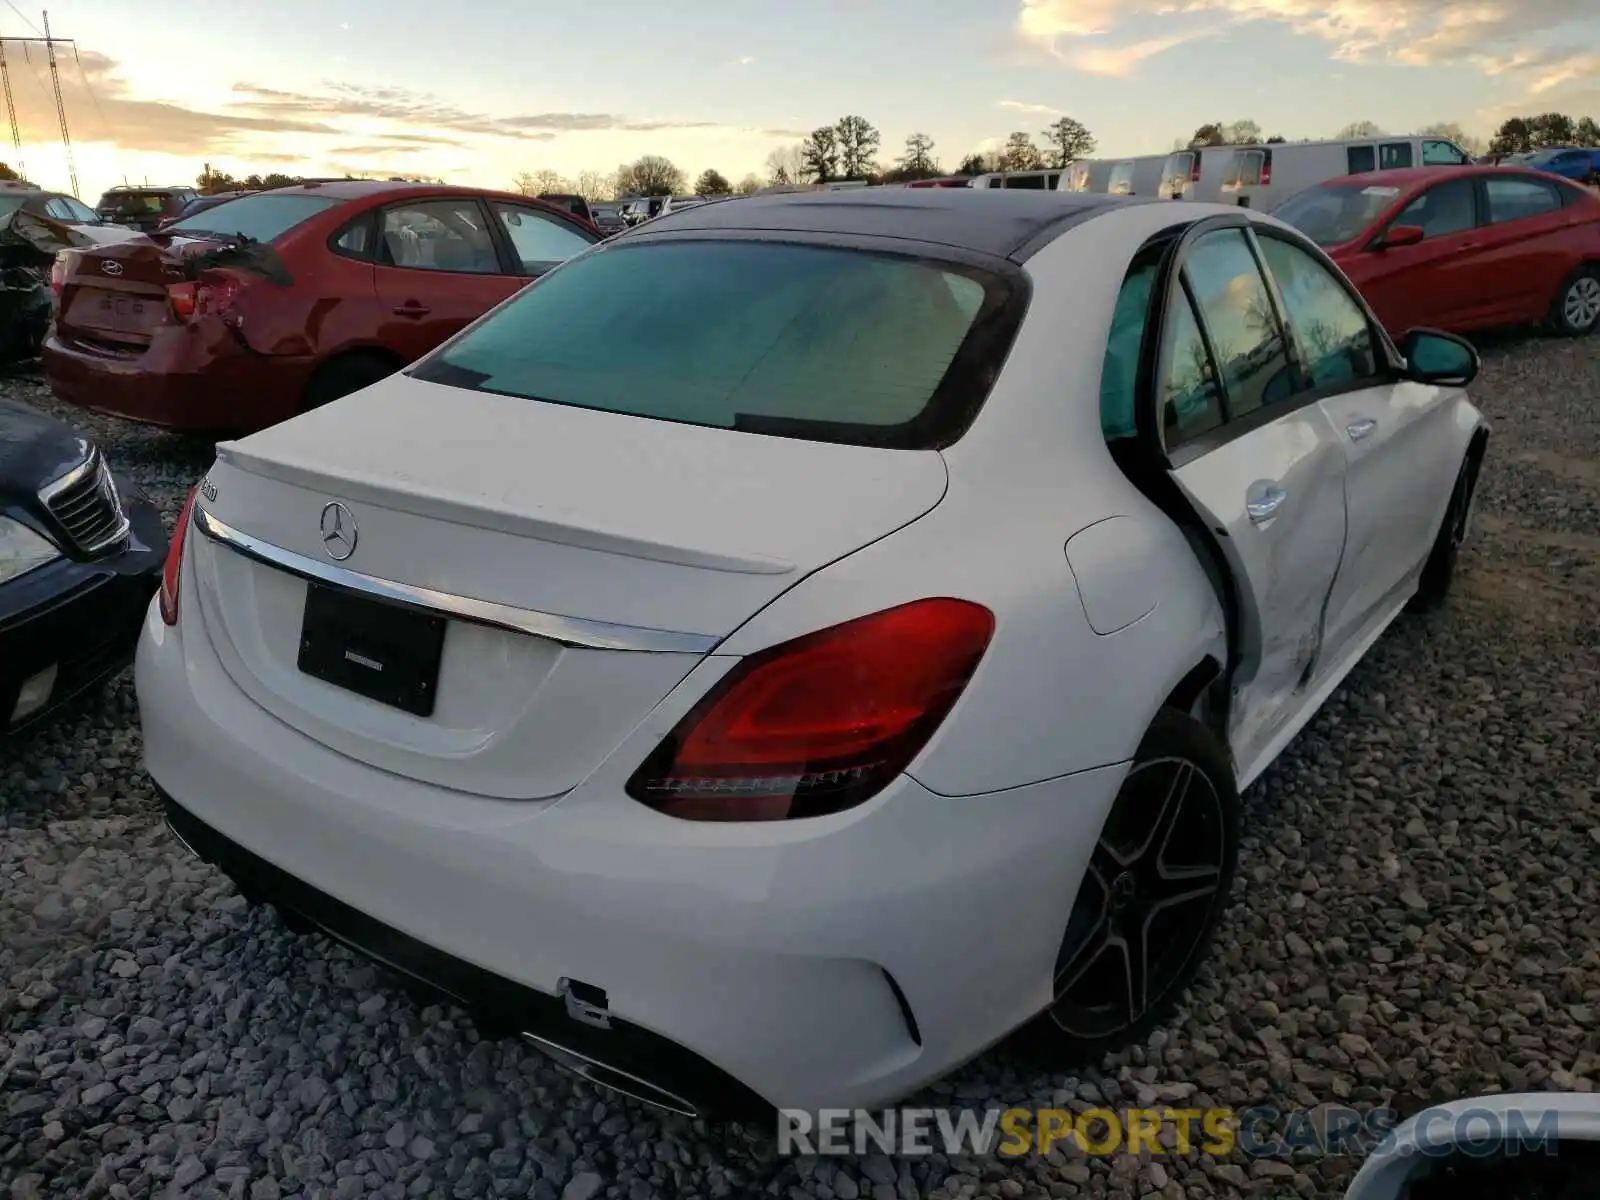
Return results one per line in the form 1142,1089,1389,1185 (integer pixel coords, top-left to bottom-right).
1,489,164,736
42,328,315,435
136,583,1126,1113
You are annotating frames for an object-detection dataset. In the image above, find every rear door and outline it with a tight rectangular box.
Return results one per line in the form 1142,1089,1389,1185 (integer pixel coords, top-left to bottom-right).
1255,231,1458,657
1470,174,1571,323
1347,176,1483,333
371,197,524,363
1144,222,1350,775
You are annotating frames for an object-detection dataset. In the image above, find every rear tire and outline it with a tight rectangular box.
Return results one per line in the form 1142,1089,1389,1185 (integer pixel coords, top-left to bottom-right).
1408,443,1483,613
301,351,401,413
1547,266,1600,337
1012,708,1239,1065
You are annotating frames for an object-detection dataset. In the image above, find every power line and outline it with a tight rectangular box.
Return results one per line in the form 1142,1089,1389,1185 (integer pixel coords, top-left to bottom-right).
71,45,108,140
2,2,39,35
41,10,74,197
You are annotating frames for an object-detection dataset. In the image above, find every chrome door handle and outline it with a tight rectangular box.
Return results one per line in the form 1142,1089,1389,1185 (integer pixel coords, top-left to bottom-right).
1246,483,1287,524
1347,418,1378,441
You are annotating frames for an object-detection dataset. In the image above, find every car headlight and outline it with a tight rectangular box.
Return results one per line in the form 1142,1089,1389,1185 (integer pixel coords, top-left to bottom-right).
0,517,62,584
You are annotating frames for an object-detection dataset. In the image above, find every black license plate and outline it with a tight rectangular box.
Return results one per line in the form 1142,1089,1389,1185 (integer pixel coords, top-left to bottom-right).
297,584,446,717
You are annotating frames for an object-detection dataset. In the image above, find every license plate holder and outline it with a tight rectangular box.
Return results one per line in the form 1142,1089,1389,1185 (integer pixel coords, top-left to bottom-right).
297,583,446,717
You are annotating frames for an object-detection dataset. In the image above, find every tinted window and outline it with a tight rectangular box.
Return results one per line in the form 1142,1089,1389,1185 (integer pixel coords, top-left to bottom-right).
168,193,342,242
1274,183,1402,247
1005,174,1049,190
333,217,374,259
1484,177,1562,224
493,204,595,272
411,242,1000,449
1182,229,1292,420
1421,140,1469,165
1347,146,1376,174
1380,142,1414,169
380,200,500,274
1257,237,1377,389
1393,178,1477,239
1160,291,1225,446
1100,257,1159,441
96,190,171,215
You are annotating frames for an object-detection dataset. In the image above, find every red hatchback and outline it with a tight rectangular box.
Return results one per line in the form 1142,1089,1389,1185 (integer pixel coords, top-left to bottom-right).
45,182,601,434
1273,165,1600,337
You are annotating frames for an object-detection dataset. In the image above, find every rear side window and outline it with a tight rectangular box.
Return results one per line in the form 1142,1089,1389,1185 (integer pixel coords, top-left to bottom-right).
1484,177,1563,224
1379,142,1414,169
411,241,1011,449
1347,146,1376,174
492,203,596,272
1004,174,1049,190
167,193,343,242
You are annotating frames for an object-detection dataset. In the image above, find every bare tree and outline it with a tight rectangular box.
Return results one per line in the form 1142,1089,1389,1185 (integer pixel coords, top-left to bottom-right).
513,169,571,196
1335,120,1384,139
616,156,685,197
1043,116,1096,167
764,142,805,186
736,173,763,195
1224,119,1262,145
999,132,1043,172
574,170,616,202
1417,122,1483,156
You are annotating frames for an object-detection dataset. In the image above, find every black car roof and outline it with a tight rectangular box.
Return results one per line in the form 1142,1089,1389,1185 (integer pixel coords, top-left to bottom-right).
623,188,1164,263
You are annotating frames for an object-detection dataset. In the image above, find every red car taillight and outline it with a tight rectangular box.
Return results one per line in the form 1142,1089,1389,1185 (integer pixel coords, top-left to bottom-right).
167,276,243,322
50,252,73,300
1190,155,1203,183
626,599,995,822
159,486,199,626
1259,155,1272,186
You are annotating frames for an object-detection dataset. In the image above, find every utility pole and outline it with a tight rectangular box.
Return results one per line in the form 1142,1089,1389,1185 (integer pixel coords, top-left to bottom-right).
0,39,21,177
1,18,80,193
42,10,74,197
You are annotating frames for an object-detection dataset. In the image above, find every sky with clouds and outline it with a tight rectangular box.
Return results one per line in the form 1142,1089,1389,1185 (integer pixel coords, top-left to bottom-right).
1,0,1596,203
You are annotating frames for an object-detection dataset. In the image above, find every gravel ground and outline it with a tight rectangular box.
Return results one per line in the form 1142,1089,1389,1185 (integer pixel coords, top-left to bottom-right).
2,339,1598,1200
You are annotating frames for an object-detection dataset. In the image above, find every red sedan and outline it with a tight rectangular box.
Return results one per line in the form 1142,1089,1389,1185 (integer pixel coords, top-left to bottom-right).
44,182,600,435
1272,165,1600,338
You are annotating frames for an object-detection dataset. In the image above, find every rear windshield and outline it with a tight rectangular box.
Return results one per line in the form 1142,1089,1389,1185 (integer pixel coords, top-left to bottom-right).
1274,183,1402,247
1222,151,1264,187
1161,153,1194,190
0,195,27,218
96,191,174,215
410,240,1015,449
166,193,343,243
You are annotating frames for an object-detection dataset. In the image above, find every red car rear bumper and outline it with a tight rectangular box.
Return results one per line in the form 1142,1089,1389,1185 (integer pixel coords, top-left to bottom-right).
43,324,317,435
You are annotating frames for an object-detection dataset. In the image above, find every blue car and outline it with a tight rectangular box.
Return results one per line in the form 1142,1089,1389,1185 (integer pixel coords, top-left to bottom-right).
1523,146,1600,183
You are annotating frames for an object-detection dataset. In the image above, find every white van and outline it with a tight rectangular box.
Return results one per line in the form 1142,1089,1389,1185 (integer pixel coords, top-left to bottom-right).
1157,147,1233,202
1058,160,1112,194
1104,154,1168,197
1218,135,1473,211
966,168,1064,190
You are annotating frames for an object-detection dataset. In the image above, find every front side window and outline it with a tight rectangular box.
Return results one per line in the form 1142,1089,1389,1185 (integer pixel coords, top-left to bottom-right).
1484,176,1562,224
411,241,1007,448
1257,236,1377,390
1379,142,1415,169
1392,178,1477,239
1347,145,1377,174
1181,229,1293,420
379,200,500,274
492,204,596,273
168,193,343,243
1421,139,1470,165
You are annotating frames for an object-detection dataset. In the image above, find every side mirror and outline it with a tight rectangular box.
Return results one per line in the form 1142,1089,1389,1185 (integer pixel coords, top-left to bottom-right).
1342,1093,1600,1200
1397,327,1479,386
1377,223,1425,250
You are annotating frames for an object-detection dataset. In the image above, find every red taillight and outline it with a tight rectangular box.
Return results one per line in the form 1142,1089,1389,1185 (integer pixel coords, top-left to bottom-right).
1259,155,1272,186
50,252,72,300
1190,154,1202,183
167,276,242,322
159,486,199,626
627,599,995,822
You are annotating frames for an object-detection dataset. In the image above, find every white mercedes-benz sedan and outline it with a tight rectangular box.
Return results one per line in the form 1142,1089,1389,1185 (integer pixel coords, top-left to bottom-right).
138,189,1488,1118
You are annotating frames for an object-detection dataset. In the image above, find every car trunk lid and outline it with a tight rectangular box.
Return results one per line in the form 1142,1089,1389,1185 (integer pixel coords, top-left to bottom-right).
189,374,949,799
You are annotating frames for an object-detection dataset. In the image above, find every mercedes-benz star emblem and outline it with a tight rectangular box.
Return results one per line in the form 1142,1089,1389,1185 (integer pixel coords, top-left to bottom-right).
319,501,357,561
100,261,123,276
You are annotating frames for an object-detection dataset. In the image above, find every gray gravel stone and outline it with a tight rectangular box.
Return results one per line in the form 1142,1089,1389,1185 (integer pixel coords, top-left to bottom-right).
2,340,1598,1200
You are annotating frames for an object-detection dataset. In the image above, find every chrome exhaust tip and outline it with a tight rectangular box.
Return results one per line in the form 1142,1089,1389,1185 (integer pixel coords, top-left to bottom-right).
520,1032,700,1118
